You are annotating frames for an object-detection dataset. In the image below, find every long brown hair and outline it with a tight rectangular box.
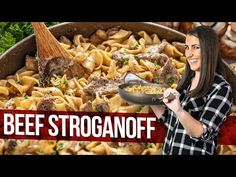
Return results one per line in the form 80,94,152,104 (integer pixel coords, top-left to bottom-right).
176,25,224,98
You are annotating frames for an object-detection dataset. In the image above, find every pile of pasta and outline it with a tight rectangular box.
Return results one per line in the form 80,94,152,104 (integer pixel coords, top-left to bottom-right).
217,145,236,155
0,27,187,155
216,105,236,154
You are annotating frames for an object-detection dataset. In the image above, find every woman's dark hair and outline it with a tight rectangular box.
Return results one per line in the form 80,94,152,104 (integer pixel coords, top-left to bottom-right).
176,25,224,98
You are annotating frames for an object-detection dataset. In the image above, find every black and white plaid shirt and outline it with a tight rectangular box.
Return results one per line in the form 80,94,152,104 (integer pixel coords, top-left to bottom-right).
160,73,233,155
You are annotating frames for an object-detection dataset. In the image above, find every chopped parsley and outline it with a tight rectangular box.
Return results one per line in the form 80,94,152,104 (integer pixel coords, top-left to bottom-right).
137,105,143,113
36,151,44,155
95,105,101,112
27,140,30,146
64,81,69,87
153,60,160,66
48,141,55,145
57,142,64,151
165,77,175,86
51,150,57,155
144,143,155,149
120,57,129,65
154,77,160,83
131,43,139,50
78,141,84,146
88,94,95,101
55,82,61,88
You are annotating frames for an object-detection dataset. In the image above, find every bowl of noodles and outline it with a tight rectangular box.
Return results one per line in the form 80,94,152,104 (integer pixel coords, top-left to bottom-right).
0,22,187,155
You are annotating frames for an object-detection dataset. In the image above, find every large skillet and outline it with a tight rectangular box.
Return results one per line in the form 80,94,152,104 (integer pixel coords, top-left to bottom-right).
119,72,176,105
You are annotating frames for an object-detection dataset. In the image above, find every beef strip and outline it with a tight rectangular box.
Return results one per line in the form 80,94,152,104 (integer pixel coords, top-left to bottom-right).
106,26,121,37
107,142,145,155
124,143,145,155
112,44,169,67
83,77,123,96
39,57,85,86
135,52,169,66
96,101,110,112
132,41,168,66
4,140,17,155
112,52,131,66
134,48,179,85
25,55,38,72
157,58,179,85
37,95,55,111
80,101,95,112
90,33,104,45
64,60,85,78
59,36,72,45
172,41,186,54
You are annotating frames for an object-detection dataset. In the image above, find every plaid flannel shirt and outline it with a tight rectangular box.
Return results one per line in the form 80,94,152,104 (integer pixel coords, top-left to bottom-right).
160,73,233,155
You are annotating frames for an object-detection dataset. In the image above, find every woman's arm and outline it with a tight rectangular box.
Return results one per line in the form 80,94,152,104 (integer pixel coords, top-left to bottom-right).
174,108,204,138
163,83,232,139
163,88,204,138
150,105,166,119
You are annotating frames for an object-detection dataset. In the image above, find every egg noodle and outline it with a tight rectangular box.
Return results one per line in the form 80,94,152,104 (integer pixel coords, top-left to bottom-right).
125,85,166,94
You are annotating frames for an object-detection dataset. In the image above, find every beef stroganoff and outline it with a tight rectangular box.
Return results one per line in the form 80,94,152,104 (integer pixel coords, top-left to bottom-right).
125,85,166,94
0,26,186,155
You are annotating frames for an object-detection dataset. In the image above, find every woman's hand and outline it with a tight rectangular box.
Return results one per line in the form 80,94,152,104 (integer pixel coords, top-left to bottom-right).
163,88,205,138
163,88,181,114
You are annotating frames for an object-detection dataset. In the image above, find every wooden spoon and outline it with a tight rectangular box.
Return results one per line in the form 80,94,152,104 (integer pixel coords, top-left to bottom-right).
31,22,73,60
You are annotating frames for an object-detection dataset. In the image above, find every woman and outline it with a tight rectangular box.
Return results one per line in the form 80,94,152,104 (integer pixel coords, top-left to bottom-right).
151,25,233,155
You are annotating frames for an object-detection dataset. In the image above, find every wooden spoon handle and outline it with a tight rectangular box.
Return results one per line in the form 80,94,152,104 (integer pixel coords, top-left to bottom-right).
32,22,73,60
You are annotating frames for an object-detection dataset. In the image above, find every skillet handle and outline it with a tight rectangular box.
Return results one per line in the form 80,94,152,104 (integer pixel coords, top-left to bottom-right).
166,93,176,101
152,93,176,104
152,97,160,104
